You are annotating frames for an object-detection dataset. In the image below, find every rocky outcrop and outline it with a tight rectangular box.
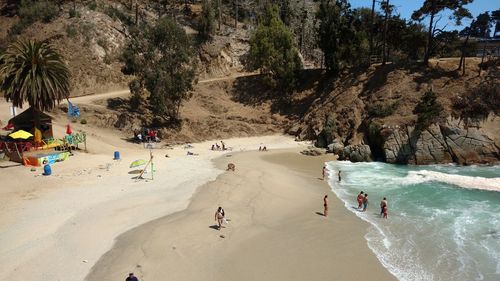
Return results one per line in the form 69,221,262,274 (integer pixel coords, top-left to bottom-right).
381,116,500,165
342,144,373,162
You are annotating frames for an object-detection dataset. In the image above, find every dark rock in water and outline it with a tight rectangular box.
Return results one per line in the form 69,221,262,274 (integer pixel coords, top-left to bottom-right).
341,144,372,162
327,139,344,155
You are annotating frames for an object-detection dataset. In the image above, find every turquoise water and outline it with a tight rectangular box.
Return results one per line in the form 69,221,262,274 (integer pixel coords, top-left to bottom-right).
326,162,500,281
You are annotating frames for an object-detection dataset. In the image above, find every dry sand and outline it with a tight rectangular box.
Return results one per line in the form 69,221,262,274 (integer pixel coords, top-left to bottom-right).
0,96,305,281
86,149,396,281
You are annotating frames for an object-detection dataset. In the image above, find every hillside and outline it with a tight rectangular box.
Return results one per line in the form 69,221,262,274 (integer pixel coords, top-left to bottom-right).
0,1,499,164
290,58,499,165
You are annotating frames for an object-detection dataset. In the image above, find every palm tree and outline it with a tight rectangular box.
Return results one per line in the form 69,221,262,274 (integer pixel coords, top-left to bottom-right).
0,39,70,112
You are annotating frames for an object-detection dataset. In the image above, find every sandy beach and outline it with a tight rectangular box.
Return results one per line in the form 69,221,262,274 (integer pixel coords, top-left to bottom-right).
86,149,396,281
0,111,304,281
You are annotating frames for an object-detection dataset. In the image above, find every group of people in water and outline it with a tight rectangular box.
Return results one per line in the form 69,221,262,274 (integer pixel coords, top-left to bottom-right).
322,167,388,219
357,192,388,218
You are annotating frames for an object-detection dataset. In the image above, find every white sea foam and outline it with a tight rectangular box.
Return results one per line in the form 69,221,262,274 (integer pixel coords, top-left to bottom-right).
403,170,500,192
325,161,500,281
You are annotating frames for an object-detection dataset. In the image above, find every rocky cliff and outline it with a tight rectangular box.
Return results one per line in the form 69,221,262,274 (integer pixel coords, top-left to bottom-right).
294,59,500,165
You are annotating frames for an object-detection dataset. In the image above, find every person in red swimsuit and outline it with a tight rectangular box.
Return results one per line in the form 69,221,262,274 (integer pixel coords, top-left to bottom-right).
357,191,365,209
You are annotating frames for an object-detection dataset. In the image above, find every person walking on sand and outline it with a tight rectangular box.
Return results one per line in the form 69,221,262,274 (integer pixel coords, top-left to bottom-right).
126,273,139,281
362,194,369,212
338,170,342,182
322,165,327,180
323,195,329,217
357,191,364,209
380,197,388,217
215,207,224,230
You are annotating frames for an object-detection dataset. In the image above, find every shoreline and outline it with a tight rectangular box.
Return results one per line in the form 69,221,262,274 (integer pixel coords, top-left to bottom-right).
86,148,396,281
0,135,303,281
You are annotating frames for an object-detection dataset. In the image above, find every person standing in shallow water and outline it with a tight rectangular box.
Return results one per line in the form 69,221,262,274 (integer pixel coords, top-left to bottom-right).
338,170,342,182
357,191,364,209
380,197,388,217
362,194,368,212
323,195,329,217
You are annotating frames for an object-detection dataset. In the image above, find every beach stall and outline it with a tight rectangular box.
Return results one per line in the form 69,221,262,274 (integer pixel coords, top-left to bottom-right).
8,107,54,140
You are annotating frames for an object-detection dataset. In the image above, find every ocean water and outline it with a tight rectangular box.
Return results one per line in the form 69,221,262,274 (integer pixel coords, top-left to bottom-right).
326,161,500,281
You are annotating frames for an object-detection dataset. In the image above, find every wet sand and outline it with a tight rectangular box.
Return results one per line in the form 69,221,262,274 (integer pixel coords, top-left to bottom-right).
86,149,396,281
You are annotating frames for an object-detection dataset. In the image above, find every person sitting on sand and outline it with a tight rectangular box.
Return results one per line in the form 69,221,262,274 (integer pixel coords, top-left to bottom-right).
362,194,368,212
357,191,364,209
323,195,329,217
262,146,267,151
227,163,235,171
215,207,224,230
380,197,388,217
187,151,199,156
126,272,139,281
137,133,143,143
211,144,215,151
216,143,220,150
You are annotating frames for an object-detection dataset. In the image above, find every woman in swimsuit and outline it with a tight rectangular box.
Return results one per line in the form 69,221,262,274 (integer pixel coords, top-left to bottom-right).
362,194,368,212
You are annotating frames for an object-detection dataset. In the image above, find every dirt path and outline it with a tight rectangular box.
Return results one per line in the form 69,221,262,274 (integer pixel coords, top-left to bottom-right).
68,72,259,106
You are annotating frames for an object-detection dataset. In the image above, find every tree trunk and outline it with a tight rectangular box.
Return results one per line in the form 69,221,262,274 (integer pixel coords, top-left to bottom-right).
458,20,474,74
234,0,238,29
135,2,138,25
369,0,376,64
479,33,488,76
424,1,436,65
382,0,390,65
218,0,221,30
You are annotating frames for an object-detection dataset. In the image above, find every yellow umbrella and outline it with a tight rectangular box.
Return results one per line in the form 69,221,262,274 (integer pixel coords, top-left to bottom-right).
130,159,147,168
9,130,33,139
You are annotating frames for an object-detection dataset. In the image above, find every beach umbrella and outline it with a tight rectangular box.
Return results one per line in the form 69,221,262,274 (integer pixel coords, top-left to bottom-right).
130,159,147,168
9,130,33,139
66,124,72,135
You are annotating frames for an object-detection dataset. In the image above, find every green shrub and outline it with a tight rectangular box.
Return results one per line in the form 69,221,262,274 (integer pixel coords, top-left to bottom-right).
97,38,108,50
367,101,399,117
65,24,78,37
80,119,87,124
103,53,113,65
414,91,443,131
9,0,59,35
69,8,80,18
104,5,134,26
88,1,97,11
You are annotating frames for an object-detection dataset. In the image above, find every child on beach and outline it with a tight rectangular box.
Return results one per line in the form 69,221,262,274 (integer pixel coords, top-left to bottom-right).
362,194,368,212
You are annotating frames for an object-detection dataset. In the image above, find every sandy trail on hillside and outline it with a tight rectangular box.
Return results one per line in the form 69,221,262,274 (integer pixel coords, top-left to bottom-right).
86,149,396,281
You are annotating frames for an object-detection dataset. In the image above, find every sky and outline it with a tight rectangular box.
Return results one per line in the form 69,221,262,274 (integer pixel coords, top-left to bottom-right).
348,0,500,32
